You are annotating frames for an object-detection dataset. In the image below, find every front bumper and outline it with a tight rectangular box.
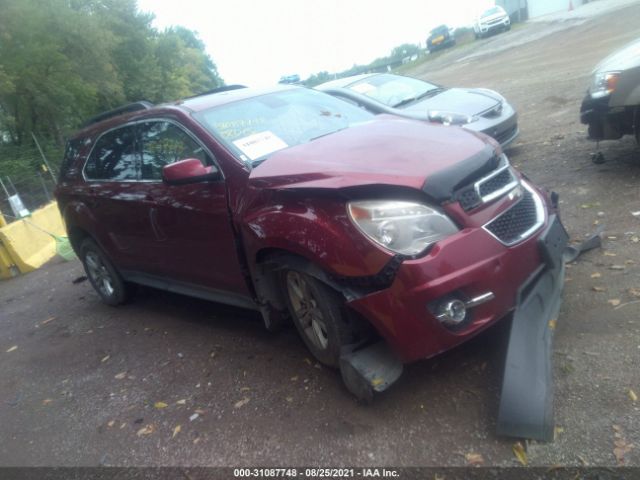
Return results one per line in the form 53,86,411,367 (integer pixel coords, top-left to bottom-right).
347,188,561,364
580,92,621,140
464,102,519,148
428,36,455,50
497,214,568,441
478,18,510,34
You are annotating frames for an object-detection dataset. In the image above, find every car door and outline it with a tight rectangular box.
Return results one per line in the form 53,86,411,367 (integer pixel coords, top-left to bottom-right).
82,124,153,271
136,119,251,302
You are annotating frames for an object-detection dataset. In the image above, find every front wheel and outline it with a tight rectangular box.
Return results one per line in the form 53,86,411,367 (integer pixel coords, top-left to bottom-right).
282,270,355,367
80,238,134,306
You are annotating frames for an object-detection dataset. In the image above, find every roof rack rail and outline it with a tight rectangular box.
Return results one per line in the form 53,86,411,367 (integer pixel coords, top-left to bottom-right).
185,84,247,99
83,101,154,127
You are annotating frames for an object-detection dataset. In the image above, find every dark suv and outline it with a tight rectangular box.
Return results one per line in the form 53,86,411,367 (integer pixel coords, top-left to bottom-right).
57,85,567,438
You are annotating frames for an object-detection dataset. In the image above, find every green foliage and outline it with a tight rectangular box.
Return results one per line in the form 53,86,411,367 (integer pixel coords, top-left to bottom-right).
303,43,423,87
0,0,224,178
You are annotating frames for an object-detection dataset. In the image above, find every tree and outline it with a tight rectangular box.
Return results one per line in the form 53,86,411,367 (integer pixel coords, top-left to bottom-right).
0,0,225,177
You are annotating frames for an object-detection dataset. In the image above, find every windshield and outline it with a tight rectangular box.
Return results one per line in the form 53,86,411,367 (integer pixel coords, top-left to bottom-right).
481,6,502,17
430,25,448,36
194,88,373,165
346,74,440,108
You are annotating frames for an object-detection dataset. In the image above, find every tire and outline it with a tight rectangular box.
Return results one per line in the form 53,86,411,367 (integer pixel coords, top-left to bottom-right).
281,270,355,367
80,238,134,306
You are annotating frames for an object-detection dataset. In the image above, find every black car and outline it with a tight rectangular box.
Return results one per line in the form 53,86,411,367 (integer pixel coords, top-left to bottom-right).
426,25,455,53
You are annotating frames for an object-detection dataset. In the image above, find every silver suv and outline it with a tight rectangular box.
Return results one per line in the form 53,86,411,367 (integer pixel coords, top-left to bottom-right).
474,6,511,39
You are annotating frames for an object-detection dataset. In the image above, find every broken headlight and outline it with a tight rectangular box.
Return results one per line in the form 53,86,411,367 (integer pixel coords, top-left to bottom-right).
347,200,459,256
590,71,620,99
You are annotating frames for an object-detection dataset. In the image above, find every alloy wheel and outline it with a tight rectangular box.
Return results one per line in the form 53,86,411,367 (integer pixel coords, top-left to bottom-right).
85,251,115,298
286,271,329,350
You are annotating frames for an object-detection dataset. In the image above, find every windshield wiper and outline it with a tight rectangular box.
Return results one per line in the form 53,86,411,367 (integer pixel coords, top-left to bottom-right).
392,88,445,108
310,127,347,142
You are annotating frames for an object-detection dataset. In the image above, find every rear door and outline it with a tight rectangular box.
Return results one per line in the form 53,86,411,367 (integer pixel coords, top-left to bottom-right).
82,124,152,270
136,119,251,298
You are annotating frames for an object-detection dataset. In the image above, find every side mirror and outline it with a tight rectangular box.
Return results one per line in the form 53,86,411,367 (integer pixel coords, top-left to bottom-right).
162,158,221,185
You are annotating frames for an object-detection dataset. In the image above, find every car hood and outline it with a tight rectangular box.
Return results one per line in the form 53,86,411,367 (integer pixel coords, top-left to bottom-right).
593,37,640,73
479,12,507,23
401,88,501,117
248,116,499,201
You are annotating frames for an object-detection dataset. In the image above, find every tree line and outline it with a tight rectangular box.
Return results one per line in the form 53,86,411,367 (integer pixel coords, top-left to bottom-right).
0,0,223,178
303,43,423,88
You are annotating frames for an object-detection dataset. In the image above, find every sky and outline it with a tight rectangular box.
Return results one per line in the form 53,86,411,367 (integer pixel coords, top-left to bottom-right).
137,0,495,86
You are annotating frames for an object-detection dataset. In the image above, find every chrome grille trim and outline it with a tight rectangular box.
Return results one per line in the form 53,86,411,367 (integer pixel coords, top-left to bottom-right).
473,154,519,204
482,181,546,246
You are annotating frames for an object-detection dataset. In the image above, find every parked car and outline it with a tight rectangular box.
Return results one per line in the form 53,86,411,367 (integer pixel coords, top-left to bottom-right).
278,74,300,84
317,73,519,148
580,37,640,162
56,85,567,437
474,5,511,39
426,24,456,53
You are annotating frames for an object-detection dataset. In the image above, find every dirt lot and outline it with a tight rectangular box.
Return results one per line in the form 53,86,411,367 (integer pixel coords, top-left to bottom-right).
1,3,639,469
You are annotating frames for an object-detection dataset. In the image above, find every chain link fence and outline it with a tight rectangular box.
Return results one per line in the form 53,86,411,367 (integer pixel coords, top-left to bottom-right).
0,140,62,224
0,172,58,222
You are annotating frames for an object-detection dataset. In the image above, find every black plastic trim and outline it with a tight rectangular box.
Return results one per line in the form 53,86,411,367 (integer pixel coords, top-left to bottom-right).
496,215,568,441
422,144,500,202
83,101,154,128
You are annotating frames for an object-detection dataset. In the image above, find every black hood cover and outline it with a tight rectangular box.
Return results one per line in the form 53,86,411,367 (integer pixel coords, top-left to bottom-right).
421,144,500,202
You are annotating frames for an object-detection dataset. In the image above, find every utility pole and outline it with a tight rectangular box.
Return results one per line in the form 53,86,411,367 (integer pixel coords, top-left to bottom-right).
31,132,58,184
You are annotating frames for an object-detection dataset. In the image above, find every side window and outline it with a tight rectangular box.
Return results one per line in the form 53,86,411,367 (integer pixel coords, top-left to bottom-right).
139,121,211,181
59,138,83,181
84,126,138,181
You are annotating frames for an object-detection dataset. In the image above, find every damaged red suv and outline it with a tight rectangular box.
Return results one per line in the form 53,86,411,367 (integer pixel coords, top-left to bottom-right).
57,85,567,440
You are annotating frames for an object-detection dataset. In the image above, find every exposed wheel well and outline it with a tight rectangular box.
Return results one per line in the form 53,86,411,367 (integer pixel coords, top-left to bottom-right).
67,226,90,255
253,248,375,340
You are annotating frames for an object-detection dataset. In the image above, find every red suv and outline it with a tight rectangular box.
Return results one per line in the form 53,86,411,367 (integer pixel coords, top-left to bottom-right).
57,85,567,439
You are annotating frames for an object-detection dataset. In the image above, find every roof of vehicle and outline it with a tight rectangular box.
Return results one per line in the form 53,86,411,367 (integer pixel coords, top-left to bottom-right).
71,84,299,139
316,73,380,90
429,24,450,34
178,84,297,112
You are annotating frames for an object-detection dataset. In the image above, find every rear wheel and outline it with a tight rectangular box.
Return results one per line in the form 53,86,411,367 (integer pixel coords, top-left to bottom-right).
80,238,134,306
282,270,355,367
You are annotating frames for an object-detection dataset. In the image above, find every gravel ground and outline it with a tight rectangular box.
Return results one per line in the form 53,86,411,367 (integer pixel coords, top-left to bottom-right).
1,2,639,470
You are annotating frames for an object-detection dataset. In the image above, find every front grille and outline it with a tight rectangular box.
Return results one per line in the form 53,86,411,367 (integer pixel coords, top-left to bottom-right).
495,125,518,145
457,188,482,211
478,168,513,198
484,187,543,245
454,155,517,211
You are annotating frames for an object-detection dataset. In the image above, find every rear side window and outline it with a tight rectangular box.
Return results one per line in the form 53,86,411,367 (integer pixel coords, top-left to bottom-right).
84,126,138,181
139,121,211,181
59,138,83,181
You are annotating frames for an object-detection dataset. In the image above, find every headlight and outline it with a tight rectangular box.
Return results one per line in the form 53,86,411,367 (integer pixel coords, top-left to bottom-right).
428,110,478,126
347,200,459,256
590,71,620,99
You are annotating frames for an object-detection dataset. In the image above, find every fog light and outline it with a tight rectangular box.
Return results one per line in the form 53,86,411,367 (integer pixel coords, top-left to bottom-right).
436,298,467,326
